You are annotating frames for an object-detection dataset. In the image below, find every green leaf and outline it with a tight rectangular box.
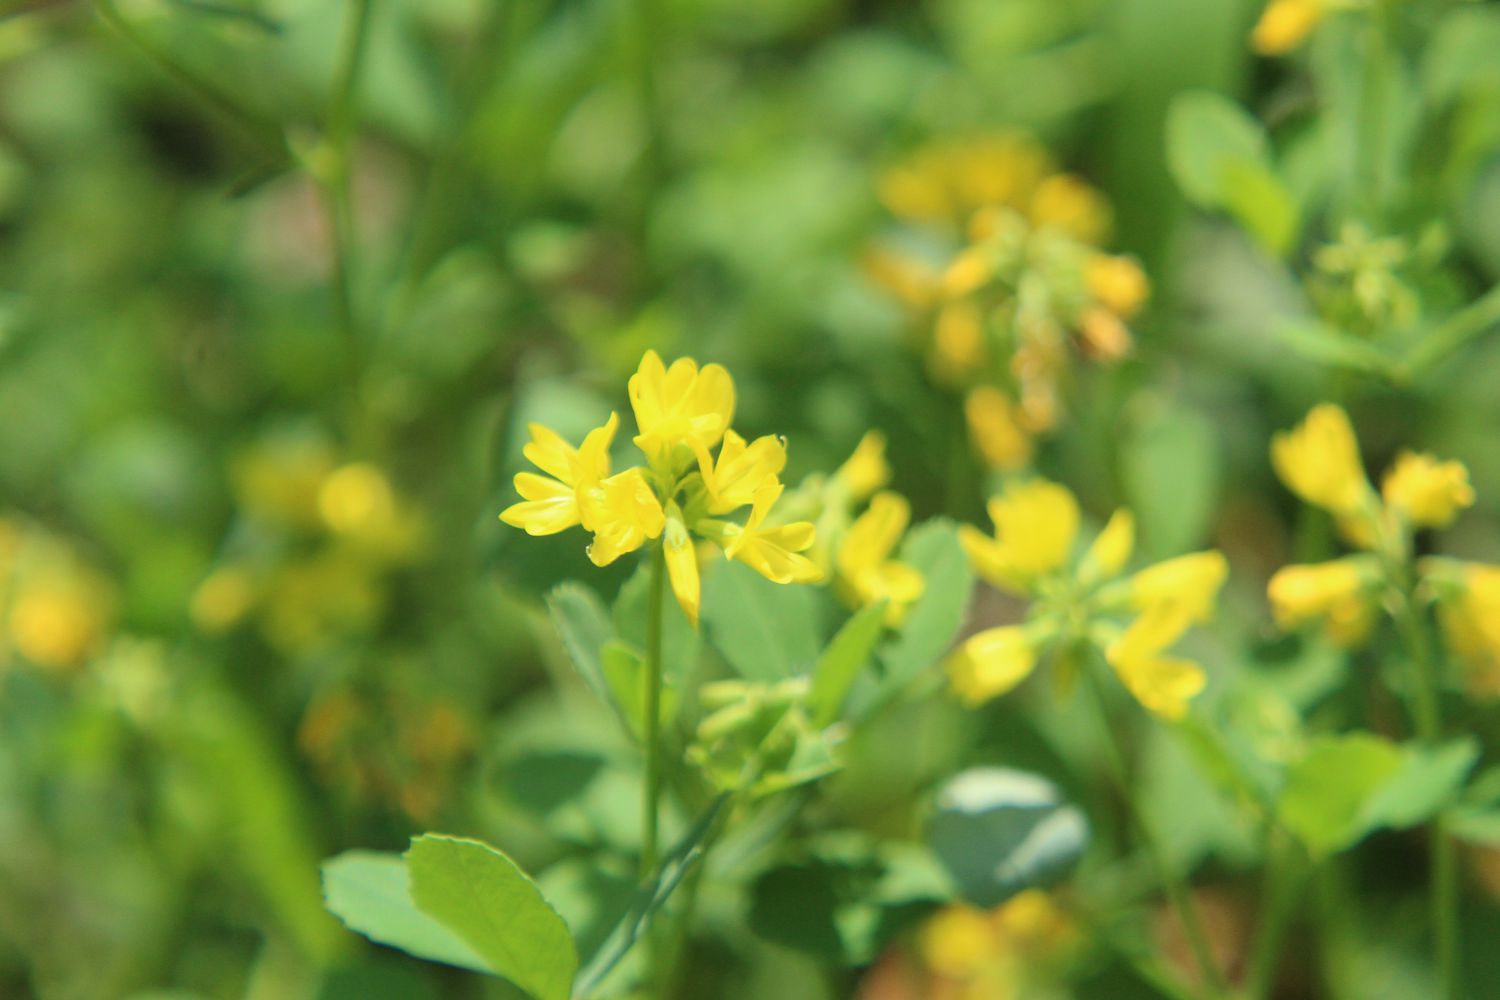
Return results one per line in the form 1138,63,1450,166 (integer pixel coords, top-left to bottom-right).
1221,159,1300,257
927,768,1089,908
701,559,821,681
1450,808,1500,846
1273,320,1400,377
406,836,578,1000
1119,398,1221,559
1423,8,1500,106
810,601,888,727
601,639,680,743
1166,90,1269,206
546,583,615,705
1362,738,1479,831
322,853,490,974
875,520,973,696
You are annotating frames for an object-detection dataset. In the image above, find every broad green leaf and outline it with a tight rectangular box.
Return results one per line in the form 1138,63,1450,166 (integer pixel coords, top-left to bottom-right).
810,601,888,727
1221,158,1300,256
1273,320,1400,377
406,835,578,1000
1361,738,1479,831
1119,399,1221,559
546,583,615,705
876,520,973,694
1423,8,1500,106
321,852,490,974
927,768,1089,907
701,559,821,681
1166,90,1269,206
600,639,680,742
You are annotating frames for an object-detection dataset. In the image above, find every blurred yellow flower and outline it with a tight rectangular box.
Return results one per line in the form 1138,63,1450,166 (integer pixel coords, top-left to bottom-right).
1087,254,1149,319
1105,604,1206,721
836,492,924,625
1252,0,1326,55
1271,404,1373,518
191,566,256,633
1029,174,1111,244
1268,558,1376,646
231,433,335,529
1080,509,1135,583
1129,551,1230,623
319,462,424,559
946,625,1040,706
833,431,891,504
920,905,995,979
933,300,988,381
1381,451,1475,528
959,479,1079,593
964,386,1033,472
1433,564,1500,696
10,584,108,671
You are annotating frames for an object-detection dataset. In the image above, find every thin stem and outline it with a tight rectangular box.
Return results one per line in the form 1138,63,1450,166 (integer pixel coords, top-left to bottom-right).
94,0,288,162
630,0,667,204
642,542,666,881
1400,282,1500,382
321,0,375,394
1390,584,1459,1000
1244,826,1303,1000
1083,667,1228,999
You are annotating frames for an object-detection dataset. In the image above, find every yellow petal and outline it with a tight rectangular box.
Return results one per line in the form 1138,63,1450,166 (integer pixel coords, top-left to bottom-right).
1108,602,1195,664
664,517,701,628
946,626,1038,706
1251,0,1325,56
1112,655,1206,721
1382,451,1475,529
502,473,580,535
629,351,735,458
1081,509,1135,583
1128,550,1228,622
1267,558,1372,630
1271,404,1372,516
521,423,578,482
969,479,1079,586
964,386,1033,472
701,430,787,515
1086,254,1149,318
838,492,911,578
583,468,665,566
833,431,891,503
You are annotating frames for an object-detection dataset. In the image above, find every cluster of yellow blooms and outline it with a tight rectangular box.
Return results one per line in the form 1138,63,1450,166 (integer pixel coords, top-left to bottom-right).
1267,404,1499,693
866,134,1149,473
914,891,1077,1000
1251,0,1334,56
192,435,425,654
503,351,821,627
0,518,116,674
947,480,1228,721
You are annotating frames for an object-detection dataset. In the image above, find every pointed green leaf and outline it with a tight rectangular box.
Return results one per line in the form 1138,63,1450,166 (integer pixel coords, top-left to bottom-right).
1361,738,1479,831
322,852,490,974
1166,90,1269,206
810,601,888,727
546,583,615,705
876,520,973,695
406,836,578,1000
701,559,820,681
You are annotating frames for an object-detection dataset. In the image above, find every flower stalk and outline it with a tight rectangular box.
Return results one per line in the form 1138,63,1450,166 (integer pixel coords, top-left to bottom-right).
642,541,666,881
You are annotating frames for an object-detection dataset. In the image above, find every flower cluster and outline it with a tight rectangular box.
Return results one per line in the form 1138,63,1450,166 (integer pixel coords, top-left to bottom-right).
502,351,820,626
0,517,117,674
1267,404,1497,692
911,891,1077,999
948,480,1228,720
866,134,1149,473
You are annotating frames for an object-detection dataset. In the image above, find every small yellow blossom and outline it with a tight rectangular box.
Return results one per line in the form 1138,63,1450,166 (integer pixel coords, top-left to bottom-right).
1105,604,1206,721
319,462,423,559
10,585,107,671
628,350,735,462
947,625,1039,706
836,492,925,625
959,480,1079,593
1080,510,1134,584
1271,404,1373,517
722,483,822,585
582,467,666,567
920,905,995,979
1252,0,1326,56
833,431,890,504
1029,174,1111,244
1434,564,1500,696
191,566,256,633
699,430,787,515
1086,254,1150,318
1129,551,1230,623
1381,451,1475,528
1267,558,1374,633
964,386,1033,472
662,510,701,627
502,414,617,536
933,300,988,381
941,247,994,298
1078,308,1133,361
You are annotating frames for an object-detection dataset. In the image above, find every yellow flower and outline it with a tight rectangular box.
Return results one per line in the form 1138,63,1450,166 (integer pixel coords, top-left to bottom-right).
1434,564,1500,696
191,566,256,633
699,429,786,514
1252,0,1325,56
920,905,995,979
1080,509,1134,584
722,483,822,585
933,300,987,381
1086,254,1149,318
833,431,890,504
1028,174,1110,244
941,247,994,298
663,508,701,627
628,350,735,462
1267,558,1374,634
1381,451,1475,529
1128,551,1229,623
582,468,666,567
947,625,1039,706
1271,404,1373,517
959,479,1079,593
1105,603,1206,721
964,386,1033,472
501,414,617,536
10,584,108,671
1078,308,1133,361
319,462,423,559
836,492,925,625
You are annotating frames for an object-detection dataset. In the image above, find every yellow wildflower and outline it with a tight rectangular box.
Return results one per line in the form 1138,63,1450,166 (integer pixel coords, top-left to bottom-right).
1267,557,1375,639
959,479,1079,593
947,625,1039,706
10,584,108,671
1080,510,1134,584
230,433,335,529
1029,174,1111,244
1381,451,1475,529
933,300,987,381
832,431,890,504
941,247,994,298
1086,254,1150,318
1079,308,1133,361
582,467,666,567
722,483,822,586
662,509,701,627
1271,404,1373,517
964,386,1033,472
1252,0,1326,56
699,430,787,515
1105,603,1206,721
836,492,925,625
319,462,423,559
920,905,995,979
1434,564,1500,696
628,350,735,463
1128,551,1229,623
501,413,617,536
191,566,256,633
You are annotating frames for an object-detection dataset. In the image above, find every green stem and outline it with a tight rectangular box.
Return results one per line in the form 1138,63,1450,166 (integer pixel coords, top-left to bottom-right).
1400,282,1500,382
93,0,288,162
630,0,667,203
642,542,666,881
1083,668,1228,999
1244,827,1303,1000
1391,584,1459,1000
